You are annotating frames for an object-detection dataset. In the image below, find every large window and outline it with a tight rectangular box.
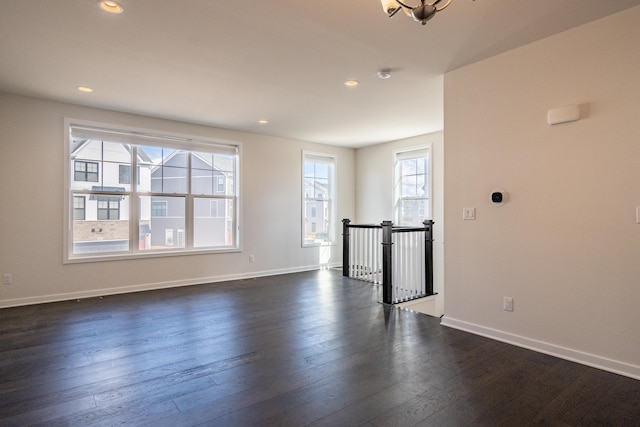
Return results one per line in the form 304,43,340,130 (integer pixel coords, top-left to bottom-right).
67,123,240,260
394,147,430,226
303,152,336,246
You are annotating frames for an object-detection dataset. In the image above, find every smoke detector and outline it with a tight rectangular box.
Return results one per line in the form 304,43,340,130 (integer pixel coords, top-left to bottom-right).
377,69,392,79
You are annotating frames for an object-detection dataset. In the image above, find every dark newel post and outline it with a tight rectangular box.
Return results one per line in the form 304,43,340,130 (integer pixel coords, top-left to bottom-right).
342,219,351,277
423,220,434,296
381,220,394,304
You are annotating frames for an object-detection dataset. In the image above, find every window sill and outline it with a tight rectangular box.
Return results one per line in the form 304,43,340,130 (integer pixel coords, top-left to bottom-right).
302,241,336,248
64,247,242,264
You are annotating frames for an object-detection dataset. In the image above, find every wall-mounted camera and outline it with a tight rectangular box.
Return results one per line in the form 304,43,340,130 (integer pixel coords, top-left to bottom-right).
490,188,508,206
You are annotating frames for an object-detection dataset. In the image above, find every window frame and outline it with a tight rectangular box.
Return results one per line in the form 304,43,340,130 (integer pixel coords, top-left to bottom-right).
393,145,432,226
302,151,337,247
64,119,242,263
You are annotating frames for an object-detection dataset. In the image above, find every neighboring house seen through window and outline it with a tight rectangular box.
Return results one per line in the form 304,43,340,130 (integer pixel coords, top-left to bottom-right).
302,152,336,246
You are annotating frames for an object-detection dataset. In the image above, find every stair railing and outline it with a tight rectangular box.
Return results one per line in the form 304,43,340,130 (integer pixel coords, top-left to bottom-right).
342,218,434,304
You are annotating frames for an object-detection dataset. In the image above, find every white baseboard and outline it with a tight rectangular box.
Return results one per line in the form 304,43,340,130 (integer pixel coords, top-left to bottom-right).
440,316,640,381
0,264,336,309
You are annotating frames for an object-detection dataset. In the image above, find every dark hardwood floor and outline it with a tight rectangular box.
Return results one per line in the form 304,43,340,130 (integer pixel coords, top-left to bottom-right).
1,270,638,426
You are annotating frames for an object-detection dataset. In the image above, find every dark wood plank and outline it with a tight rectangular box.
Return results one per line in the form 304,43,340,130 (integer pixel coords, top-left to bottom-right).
0,270,638,426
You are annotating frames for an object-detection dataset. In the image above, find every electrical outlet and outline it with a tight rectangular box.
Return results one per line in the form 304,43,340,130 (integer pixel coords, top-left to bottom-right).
463,207,476,220
249,255,255,263
503,297,513,312
3,273,13,285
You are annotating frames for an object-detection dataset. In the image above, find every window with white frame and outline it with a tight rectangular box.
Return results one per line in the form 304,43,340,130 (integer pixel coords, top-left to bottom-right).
394,147,430,226
67,123,240,260
302,152,336,246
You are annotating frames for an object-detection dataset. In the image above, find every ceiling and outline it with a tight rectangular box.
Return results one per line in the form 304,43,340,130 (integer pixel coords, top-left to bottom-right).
1,0,639,147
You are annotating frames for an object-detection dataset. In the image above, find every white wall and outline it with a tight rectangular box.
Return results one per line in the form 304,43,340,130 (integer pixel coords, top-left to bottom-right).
442,6,640,378
0,93,355,307
355,133,445,315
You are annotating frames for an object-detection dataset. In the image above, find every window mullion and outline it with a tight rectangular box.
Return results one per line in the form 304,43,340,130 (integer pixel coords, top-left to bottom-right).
100,141,104,189
130,146,139,254
186,152,194,249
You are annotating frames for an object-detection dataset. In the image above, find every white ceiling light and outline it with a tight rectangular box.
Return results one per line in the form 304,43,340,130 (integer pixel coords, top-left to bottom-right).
344,80,359,87
381,0,469,26
77,86,94,93
98,1,124,14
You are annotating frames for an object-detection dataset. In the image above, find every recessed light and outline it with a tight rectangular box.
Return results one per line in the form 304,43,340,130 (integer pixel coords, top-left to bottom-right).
98,1,124,14
344,80,359,87
77,86,94,93
258,120,269,124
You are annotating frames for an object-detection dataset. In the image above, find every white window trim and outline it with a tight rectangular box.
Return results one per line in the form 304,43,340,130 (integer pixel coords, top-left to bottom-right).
302,150,337,247
393,144,432,226
63,118,242,264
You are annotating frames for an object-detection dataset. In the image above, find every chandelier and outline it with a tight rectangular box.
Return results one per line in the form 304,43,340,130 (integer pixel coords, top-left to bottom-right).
380,0,456,25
